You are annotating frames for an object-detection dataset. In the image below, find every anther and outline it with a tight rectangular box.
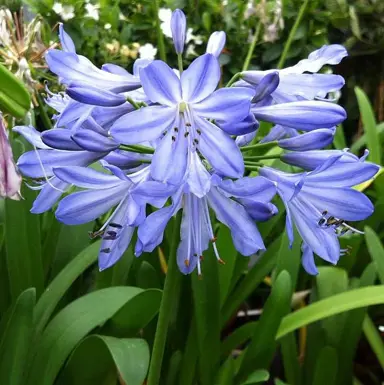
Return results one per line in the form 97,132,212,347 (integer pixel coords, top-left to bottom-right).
218,258,226,265
186,122,191,127
109,223,123,229
100,248,111,253
318,218,326,226
200,255,204,261
172,136,176,142
322,210,328,216
193,139,199,145
196,129,202,135
210,237,217,243
163,130,167,136
193,253,198,257
184,132,190,138
174,127,179,132
184,259,190,267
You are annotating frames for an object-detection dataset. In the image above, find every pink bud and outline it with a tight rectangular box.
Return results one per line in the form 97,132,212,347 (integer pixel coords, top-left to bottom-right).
0,115,22,200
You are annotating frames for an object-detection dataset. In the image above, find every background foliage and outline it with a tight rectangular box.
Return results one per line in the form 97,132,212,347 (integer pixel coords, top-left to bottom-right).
0,0,384,384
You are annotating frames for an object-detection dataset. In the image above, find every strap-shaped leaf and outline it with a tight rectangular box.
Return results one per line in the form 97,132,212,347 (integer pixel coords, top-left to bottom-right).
0,63,30,118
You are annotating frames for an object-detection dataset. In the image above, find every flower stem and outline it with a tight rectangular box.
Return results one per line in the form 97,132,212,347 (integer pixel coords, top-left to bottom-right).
154,0,166,62
147,211,182,385
240,141,278,152
226,72,243,87
243,154,281,161
177,54,183,74
126,96,141,110
242,22,262,72
277,0,309,69
119,144,155,154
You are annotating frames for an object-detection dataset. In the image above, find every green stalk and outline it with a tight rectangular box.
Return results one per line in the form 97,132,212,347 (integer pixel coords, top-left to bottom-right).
147,212,182,385
177,54,183,74
154,0,166,61
242,22,262,72
243,154,281,161
277,0,309,69
119,144,155,154
363,315,384,370
240,141,278,152
126,96,141,110
226,72,242,87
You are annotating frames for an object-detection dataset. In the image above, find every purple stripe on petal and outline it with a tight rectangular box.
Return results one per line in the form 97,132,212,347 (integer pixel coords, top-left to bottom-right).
278,128,334,151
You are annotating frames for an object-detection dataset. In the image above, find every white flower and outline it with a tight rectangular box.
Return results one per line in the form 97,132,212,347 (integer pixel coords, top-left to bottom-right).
104,23,112,30
186,28,203,45
139,43,157,60
159,8,173,38
85,3,100,21
53,3,75,21
52,2,63,14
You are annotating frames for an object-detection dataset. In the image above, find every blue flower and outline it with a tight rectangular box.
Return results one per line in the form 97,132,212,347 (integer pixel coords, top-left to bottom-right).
171,9,187,54
206,31,226,57
241,44,347,103
259,156,379,274
53,164,175,270
110,54,254,181
136,156,277,274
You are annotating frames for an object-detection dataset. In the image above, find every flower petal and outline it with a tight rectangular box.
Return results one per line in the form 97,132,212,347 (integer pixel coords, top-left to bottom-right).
17,149,102,178
206,31,226,57
72,129,119,152
283,45,348,74
301,243,319,275
110,105,176,144
193,87,253,122
207,187,265,254
101,63,131,76
301,186,374,221
150,130,188,185
306,161,379,187
13,125,51,149
241,201,278,221
251,71,279,103
252,101,346,130
181,53,220,103
171,9,187,54
220,113,259,136
56,184,126,225
139,61,181,106
219,175,276,201
195,116,244,178
41,129,82,151
31,178,70,214
186,151,211,198
235,131,257,147
58,23,76,53
53,166,122,189
66,84,127,106
278,128,335,151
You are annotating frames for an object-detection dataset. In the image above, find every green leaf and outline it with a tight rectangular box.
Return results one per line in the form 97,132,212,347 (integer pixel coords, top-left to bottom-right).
102,289,162,337
5,140,44,300
236,271,292,381
336,263,376,385
350,122,384,154
166,350,182,385
58,335,149,385
316,267,348,346
277,286,384,339
216,357,235,385
137,261,161,289
242,369,270,384
333,124,347,149
27,286,143,385
217,225,238,307
0,288,35,385
221,322,257,359
354,86,381,164
362,315,384,371
312,346,338,385
221,234,282,325
365,226,384,284
0,63,31,118
33,241,100,338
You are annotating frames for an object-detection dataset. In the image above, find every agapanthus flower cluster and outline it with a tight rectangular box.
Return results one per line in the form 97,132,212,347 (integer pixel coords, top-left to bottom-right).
14,10,379,275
